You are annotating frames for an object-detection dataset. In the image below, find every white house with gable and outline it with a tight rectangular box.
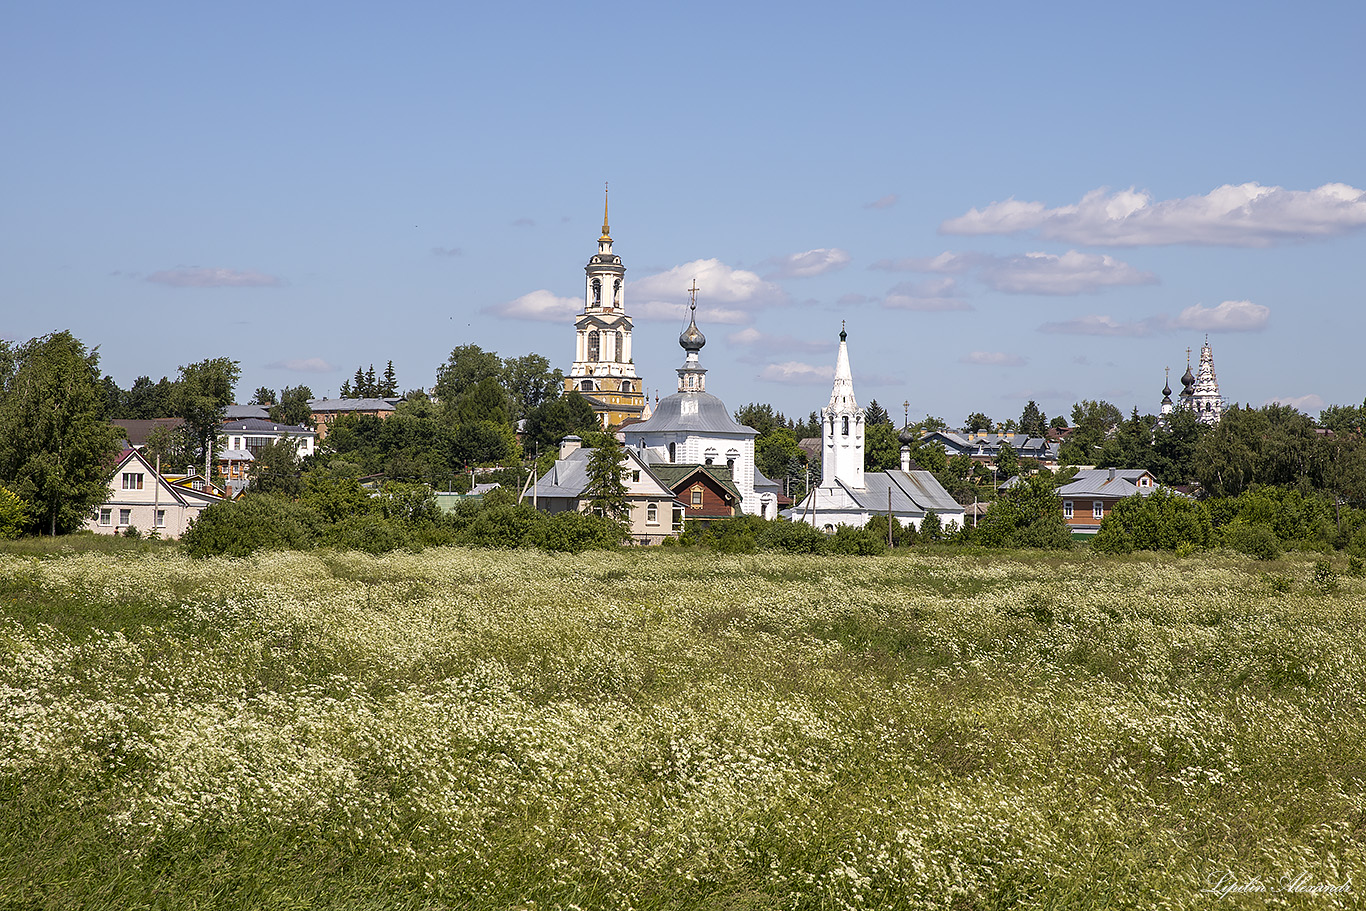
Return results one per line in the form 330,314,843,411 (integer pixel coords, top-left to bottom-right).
85,448,223,538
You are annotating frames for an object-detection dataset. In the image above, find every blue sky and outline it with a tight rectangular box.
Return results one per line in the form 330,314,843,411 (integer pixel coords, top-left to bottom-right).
4,1,1364,428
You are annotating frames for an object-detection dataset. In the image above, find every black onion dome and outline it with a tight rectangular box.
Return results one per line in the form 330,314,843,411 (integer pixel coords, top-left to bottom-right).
679,316,706,352
898,427,916,445
1163,380,1172,397
1181,365,1195,388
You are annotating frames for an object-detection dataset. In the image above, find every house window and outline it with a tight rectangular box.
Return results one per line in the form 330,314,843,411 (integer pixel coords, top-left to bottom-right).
118,509,131,526
1063,500,1073,519
99,508,112,526
155,509,166,528
1093,501,1104,519
121,472,144,490
631,470,640,482
647,503,658,524
691,488,703,507
673,506,685,532
233,437,241,449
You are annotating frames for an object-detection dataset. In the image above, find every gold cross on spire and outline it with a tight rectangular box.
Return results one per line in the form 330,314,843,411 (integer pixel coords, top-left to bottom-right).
600,182,611,241
688,279,699,311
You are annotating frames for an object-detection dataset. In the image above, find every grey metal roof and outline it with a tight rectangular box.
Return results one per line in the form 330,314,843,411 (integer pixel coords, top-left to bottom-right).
224,404,269,420
309,398,396,413
623,391,757,438
839,470,962,515
221,418,313,433
1057,468,1157,498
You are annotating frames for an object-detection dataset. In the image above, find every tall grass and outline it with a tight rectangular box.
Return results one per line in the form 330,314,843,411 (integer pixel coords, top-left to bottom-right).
2,547,1362,909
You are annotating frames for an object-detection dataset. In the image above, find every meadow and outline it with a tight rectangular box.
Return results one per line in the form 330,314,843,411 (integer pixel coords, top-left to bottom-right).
1,543,1362,909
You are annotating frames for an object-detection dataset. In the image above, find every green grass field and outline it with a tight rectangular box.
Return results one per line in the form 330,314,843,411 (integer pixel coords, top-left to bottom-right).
2,544,1362,909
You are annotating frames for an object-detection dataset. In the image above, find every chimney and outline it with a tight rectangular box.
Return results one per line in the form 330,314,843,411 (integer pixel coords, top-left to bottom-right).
1108,467,1115,480
559,435,583,459
900,445,911,472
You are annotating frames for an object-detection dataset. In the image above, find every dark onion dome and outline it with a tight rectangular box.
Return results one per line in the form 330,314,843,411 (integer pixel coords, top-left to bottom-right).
1163,380,1173,397
679,315,706,352
898,427,916,445
1181,365,1195,388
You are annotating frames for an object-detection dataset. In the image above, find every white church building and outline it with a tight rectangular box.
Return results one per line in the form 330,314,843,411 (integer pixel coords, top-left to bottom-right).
623,291,778,519
791,327,964,532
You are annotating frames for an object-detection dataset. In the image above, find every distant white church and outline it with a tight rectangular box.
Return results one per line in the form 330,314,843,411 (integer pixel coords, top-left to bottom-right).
1162,336,1224,425
791,327,963,532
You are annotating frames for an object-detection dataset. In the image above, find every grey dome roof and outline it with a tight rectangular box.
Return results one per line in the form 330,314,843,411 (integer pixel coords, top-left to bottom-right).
679,316,706,352
623,391,756,437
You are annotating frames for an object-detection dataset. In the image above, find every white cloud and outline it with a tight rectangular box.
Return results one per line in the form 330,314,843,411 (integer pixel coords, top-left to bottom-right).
960,351,1028,367
633,300,751,325
484,289,580,322
865,194,899,210
265,357,334,373
146,267,282,288
1038,315,1160,337
980,251,1156,295
874,249,1154,295
762,248,851,279
629,258,787,325
941,182,1366,247
1172,300,1270,332
1264,393,1325,413
882,278,973,311
757,361,835,384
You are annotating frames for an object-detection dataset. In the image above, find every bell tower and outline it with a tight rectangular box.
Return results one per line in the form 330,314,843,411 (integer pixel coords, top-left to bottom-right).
565,184,646,427
821,323,865,489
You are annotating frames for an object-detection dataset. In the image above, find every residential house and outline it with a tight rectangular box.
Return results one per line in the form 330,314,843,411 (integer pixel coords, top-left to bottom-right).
648,464,744,525
84,449,223,538
309,398,397,441
920,430,1061,467
1056,468,1164,535
218,418,317,496
526,436,682,545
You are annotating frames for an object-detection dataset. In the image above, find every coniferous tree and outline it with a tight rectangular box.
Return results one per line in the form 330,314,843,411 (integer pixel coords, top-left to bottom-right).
865,400,892,425
364,365,377,398
251,387,277,406
353,367,367,398
339,380,353,398
583,434,630,522
381,361,398,398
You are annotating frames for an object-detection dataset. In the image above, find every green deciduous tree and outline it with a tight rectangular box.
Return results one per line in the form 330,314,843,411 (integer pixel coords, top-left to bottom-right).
0,484,28,539
174,357,240,477
522,393,600,455
964,411,993,433
268,385,314,427
972,473,1072,549
503,353,562,424
0,331,122,535
248,438,303,498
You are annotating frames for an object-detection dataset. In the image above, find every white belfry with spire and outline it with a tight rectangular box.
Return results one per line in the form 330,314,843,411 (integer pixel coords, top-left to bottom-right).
821,323,864,489
564,184,647,427
1190,336,1223,424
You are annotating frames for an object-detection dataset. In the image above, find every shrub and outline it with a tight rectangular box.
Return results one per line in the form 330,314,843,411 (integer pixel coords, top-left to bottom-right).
830,524,885,556
1310,560,1339,594
455,503,545,549
531,511,628,553
1093,489,1211,554
121,525,141,539
759,518,830,554
1220,520,1281,561
0,484,28,539
919,510,943,542
972,474,1072,550
181,495,326,558
322,515,411,554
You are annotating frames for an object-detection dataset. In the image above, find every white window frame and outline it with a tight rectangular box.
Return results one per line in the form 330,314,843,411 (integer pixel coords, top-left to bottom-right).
118,509,131,526
99,508,112,526
155,509,166,528
121,472,144,490
1093,500,1104,519
646,503,658,525
1063,500,1073,519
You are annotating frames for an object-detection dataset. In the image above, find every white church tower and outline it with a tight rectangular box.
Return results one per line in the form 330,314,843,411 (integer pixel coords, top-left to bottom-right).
1190,336,1223,424
821,324,864,489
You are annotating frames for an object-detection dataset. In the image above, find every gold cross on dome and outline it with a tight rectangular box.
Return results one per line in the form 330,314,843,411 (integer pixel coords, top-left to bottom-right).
687,279,700,310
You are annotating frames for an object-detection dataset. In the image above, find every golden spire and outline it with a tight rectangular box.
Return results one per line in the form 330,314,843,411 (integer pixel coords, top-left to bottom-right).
599,181,612,242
